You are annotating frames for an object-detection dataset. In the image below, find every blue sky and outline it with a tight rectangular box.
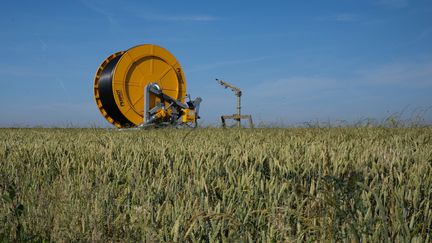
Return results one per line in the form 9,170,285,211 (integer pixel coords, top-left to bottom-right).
0,0,431,127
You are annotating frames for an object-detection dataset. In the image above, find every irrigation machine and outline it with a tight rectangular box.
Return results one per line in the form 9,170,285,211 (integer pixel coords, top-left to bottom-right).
93,44,202,128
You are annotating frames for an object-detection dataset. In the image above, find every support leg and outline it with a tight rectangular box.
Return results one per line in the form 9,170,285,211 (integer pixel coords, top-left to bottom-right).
221,116,226,128
248,116,254,128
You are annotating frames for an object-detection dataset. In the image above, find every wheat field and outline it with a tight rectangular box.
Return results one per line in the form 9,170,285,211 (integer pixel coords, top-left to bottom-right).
1,127,431,242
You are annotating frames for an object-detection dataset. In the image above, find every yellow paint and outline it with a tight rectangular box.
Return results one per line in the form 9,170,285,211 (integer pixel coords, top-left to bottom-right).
93,44,186,127
112,44,186,126
182,109,196,123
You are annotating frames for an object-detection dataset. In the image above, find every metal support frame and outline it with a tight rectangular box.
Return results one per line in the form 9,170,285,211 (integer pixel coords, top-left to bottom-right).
216,79,254,128
221,115,254,128
141,83,201,128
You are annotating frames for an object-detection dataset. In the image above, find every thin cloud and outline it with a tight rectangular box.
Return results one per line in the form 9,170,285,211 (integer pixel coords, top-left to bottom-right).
248,61,432,99
38,38,47,51
243,61,432,123
80,0,118,25
248,76,340,99
357,62,432,85
396,27,432,48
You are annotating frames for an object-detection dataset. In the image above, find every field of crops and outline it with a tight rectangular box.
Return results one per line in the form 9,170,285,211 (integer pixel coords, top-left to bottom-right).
1,127,431,242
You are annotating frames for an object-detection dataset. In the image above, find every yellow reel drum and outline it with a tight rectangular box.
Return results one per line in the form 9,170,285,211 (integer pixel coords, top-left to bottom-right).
93,44,186,128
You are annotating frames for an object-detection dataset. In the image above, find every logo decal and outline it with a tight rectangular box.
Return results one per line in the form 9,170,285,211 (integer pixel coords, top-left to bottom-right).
116,90,125,106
